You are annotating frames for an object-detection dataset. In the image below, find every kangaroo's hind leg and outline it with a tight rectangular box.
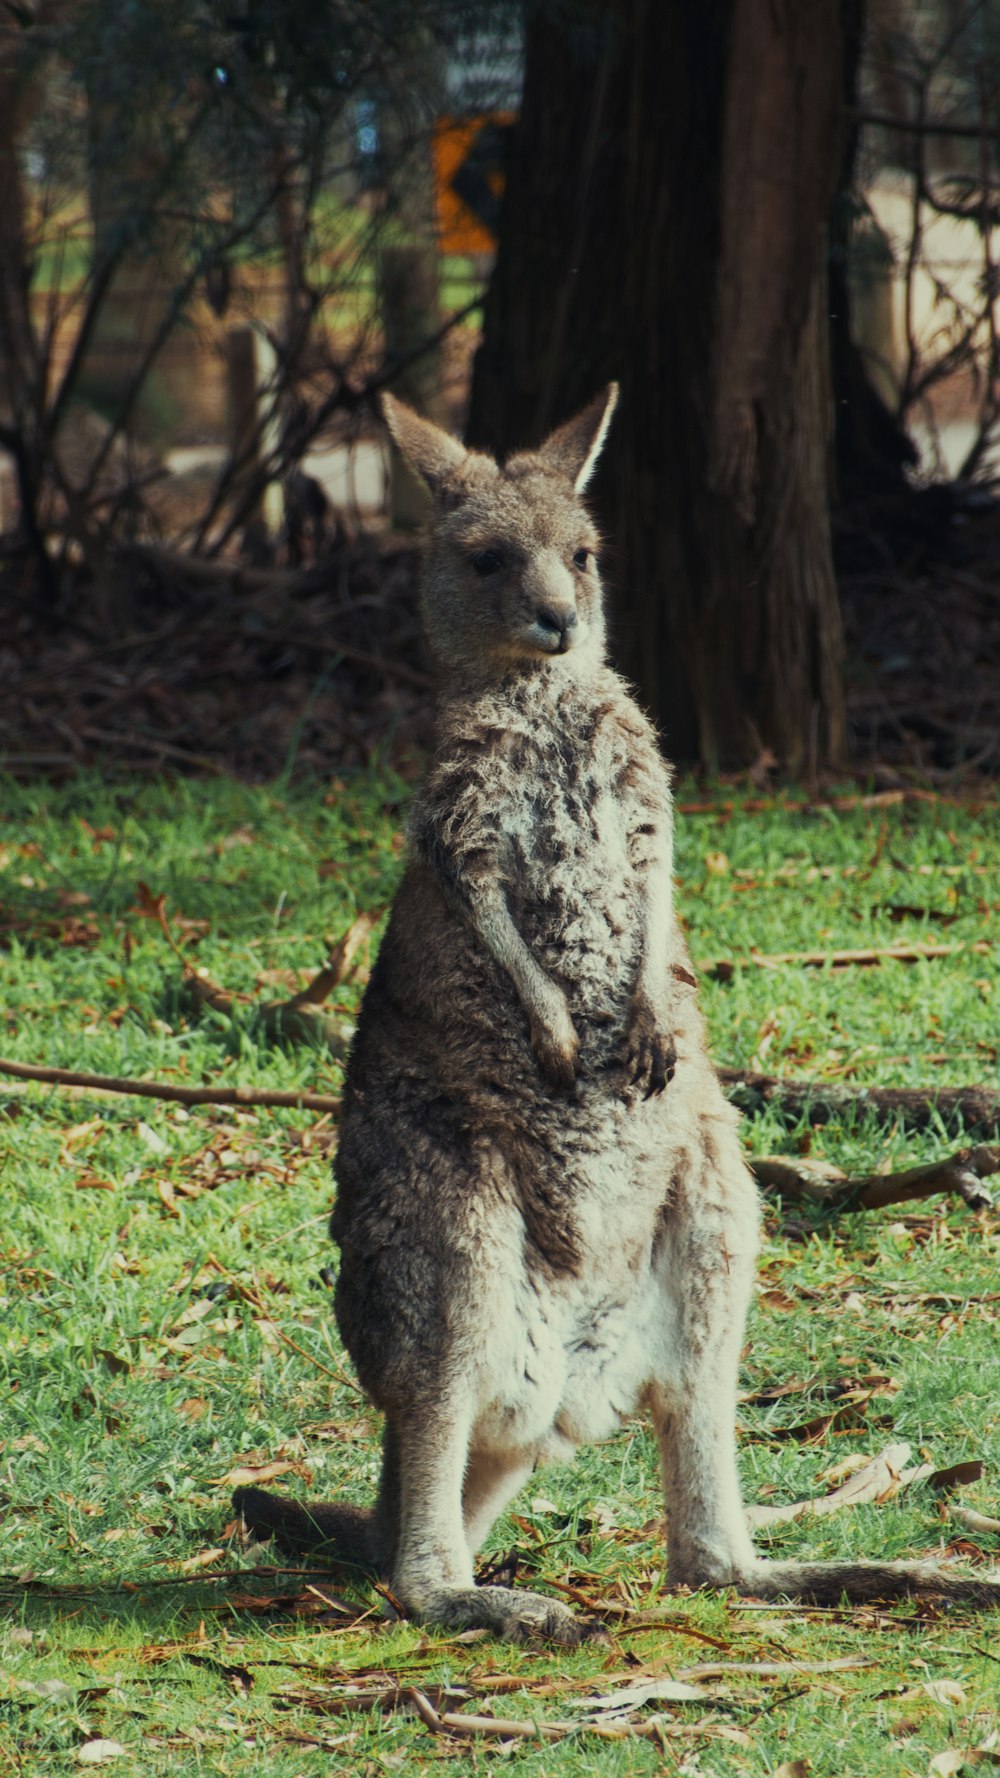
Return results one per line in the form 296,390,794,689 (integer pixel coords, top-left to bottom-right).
650,1097,761,1590
388,1399,585,1644
462,1440,539,1557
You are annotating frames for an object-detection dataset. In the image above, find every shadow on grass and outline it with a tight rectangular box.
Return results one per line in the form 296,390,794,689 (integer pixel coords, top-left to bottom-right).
2,1560,379,1641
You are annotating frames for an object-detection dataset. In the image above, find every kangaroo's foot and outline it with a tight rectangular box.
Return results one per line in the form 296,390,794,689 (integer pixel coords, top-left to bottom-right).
412,1583,599,1645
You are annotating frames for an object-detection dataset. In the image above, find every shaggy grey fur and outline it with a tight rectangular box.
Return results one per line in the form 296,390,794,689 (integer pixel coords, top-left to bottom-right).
235,389,1000,1634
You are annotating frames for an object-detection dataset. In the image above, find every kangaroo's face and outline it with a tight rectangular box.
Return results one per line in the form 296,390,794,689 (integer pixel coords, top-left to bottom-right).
422,459,604,672
380,387,619,682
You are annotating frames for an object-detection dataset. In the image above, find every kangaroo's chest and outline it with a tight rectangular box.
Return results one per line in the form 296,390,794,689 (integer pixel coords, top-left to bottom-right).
508,724,642,1006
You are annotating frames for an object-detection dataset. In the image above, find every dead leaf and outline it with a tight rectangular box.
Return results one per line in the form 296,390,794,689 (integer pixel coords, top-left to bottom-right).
529,1494,561,1516
95,1348,131,1377
926,1460,984,1493
133,881,167,925
758,1288,799,1311
746,1443,911,1527
174,1548,226,1574
213,1458,309,1488
77,1742,127,1765
919,1680,969,1708
169,1299,217,1332
157,1180,178,1216
59,1117,104,1161
572,1677,708,1711
760,1396,887,1445
138,1120,169,1155
776,1763,811,1778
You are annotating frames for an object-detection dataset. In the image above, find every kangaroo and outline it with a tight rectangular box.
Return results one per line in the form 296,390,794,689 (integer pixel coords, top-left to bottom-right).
235,388,1000,1636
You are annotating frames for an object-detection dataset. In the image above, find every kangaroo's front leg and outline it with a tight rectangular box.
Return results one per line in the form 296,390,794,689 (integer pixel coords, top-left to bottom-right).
413,778,579,1088
470,881,579,1089
389,1402,585,1643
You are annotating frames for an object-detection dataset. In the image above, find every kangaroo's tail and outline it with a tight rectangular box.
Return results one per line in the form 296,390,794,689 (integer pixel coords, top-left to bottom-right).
745,1558,1000,1609
233,1487,382,1574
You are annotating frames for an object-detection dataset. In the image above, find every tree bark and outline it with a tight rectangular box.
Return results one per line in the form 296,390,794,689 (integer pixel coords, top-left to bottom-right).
468,0,849,773
0,2,64,592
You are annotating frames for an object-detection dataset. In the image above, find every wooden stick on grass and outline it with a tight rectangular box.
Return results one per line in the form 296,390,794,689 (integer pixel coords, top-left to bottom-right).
0,1058,342,1115
719,1068,1000,1136
749,1145,998,1212
699,939,994,979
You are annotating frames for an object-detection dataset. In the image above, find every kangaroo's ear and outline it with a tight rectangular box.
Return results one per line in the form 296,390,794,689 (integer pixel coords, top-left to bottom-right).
379,392,468,497
536,383,619,492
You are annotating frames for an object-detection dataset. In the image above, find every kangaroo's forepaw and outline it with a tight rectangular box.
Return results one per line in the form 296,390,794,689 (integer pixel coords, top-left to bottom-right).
531,1016,580,1091
621,994,676,1099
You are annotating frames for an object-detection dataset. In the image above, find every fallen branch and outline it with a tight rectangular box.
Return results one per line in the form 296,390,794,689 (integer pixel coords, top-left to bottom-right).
406,1659,869,1747
949,1504,1000,1536
749,1145,998,1212
182,967,356,1053
700,940,993,980
137,885,371,1052
719,1068,1000,1136
0,1058,341,1115
3,1052,999,1156
406,1687,724,1747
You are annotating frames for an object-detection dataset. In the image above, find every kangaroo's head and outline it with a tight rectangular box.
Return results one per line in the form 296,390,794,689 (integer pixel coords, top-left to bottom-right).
380,386,618,684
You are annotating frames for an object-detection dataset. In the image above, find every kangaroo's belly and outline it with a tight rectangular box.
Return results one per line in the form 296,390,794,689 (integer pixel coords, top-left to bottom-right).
470,1159,675,1457
472,1265,669,1457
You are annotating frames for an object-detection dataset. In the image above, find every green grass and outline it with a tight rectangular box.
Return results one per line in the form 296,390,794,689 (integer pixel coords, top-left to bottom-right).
1,770,999,1776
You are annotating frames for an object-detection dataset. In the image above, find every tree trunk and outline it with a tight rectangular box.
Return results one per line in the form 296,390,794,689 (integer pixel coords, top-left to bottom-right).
468,0,849,773
0,2,67,596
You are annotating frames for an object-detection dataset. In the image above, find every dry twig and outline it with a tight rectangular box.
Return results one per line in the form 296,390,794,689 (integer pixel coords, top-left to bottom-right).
0,1058,342,1115
699,940,993,980
720,1069,1000,1137
749,1145,998,1212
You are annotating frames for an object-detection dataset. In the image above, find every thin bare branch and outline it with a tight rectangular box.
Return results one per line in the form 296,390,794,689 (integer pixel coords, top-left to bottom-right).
750,1144,998,1211
0,1058,342,1115
858,108,1000,140
720,1068,1000,1137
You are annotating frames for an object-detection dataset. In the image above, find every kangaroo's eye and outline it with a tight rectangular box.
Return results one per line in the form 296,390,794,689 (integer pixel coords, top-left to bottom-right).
573,547,591,569
471,549,504,576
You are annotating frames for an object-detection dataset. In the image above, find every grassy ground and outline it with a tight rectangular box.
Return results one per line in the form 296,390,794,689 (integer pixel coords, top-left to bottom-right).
1,769,998,1777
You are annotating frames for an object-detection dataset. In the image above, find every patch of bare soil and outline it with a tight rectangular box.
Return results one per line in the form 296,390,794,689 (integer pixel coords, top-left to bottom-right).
1,486,998,782
0,537,432,781
836,487,1000,782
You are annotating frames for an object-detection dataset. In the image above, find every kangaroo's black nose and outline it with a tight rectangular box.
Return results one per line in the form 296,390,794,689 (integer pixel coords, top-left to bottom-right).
536,605,578,642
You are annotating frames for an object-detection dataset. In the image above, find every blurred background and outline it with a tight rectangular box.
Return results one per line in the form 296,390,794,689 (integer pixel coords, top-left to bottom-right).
2,0,1000,783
